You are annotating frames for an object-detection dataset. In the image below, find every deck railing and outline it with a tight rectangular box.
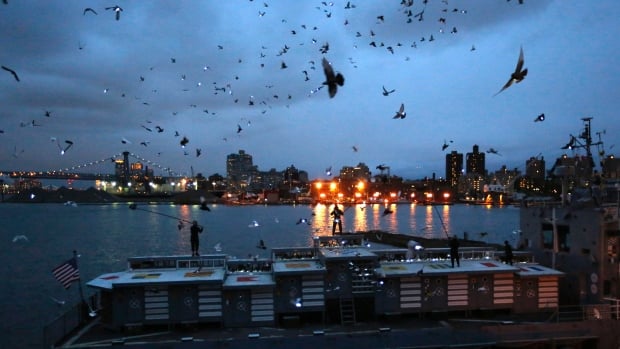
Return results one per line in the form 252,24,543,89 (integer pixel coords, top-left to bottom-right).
42,294,98,348
552,298,620,322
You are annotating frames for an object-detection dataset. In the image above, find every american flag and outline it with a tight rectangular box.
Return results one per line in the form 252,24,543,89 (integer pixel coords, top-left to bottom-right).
52,256,80,289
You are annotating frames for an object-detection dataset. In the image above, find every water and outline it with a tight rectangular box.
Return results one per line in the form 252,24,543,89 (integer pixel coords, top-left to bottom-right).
0,202,519,349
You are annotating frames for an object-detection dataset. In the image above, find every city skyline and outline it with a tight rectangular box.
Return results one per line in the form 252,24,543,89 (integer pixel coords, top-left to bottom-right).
1,1,618,180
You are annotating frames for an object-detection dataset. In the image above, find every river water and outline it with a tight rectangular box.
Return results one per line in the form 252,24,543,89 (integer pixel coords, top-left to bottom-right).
0,202,519,348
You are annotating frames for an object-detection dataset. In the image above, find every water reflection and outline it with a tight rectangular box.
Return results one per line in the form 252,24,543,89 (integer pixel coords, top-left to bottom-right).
352,203,368,232
383,203,398,232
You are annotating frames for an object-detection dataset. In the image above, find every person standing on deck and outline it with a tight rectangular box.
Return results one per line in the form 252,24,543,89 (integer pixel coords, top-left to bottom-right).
330,203,344,235
504,240,514,265
190,220,203,257
450,235,460,267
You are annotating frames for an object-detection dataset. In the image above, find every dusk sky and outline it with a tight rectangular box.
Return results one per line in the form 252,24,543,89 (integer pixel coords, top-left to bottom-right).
1,1,618,180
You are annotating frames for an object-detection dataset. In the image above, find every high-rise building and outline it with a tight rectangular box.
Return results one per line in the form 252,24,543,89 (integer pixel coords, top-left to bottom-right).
466,144,485,176
226,150,257,191
445,150,463,188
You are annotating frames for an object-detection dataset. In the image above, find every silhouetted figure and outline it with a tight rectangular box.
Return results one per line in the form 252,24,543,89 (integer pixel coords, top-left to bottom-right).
450,236,460,267
190,220,203,256
330,203,344,235
504,240,513,265
257,239,266,250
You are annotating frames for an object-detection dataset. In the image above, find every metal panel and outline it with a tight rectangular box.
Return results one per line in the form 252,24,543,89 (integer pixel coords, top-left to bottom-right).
301,274,325,308
144,287,169,322
251,290,274,323
400,277,421,310
538,276,559,308
493,273,514,306
447,275,468,307
198,286,222,319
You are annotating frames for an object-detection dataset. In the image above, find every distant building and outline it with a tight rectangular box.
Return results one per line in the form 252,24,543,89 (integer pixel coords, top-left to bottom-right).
466,144,485,176
339,163,371,182
226,150,258,191
525,156,546,181
445,150,463,189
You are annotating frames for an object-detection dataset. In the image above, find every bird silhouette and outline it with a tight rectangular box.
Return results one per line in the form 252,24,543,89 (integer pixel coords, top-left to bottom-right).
321,57,344,98
494,46,527,96
442,140,453,151
382,85,395,96
59,140,73,154
12,235,28,243
296,218,311,225
486,148,501,156
180,136,189,147
83,7,97,15
534,113,545,122
2,65,20,81
393,103,406,119
105,5,123,20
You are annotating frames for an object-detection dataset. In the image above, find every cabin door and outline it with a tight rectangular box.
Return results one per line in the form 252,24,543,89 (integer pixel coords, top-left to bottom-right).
223,290,251,327
468,275,493,309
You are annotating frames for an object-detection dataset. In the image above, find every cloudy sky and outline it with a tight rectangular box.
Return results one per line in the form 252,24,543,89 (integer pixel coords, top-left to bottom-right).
1,0,618,180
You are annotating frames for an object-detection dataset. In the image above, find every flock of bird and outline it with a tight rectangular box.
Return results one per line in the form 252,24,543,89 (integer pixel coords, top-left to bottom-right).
1,0,533,177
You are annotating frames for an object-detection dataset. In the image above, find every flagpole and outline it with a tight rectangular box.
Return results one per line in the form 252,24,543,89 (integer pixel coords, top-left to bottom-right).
73,250,87,308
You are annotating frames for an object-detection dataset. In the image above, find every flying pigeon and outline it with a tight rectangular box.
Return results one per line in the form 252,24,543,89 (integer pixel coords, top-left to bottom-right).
199,196,211,211
1,65,20,81
180,136,189,147
296,218,311,225
60,140,73,155
83,7,97,15
105,5,123,20
486,148,501,156
321,57,344,98
393,103,406,119
382,85,395,96
442,140,453,151
12,235,28,243
494,46,528,96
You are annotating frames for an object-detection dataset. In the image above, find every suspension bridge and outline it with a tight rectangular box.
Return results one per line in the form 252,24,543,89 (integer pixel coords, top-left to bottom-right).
0,152,184,181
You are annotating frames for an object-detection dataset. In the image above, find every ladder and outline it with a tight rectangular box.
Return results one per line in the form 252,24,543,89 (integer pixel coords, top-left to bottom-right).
339,297,356,325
